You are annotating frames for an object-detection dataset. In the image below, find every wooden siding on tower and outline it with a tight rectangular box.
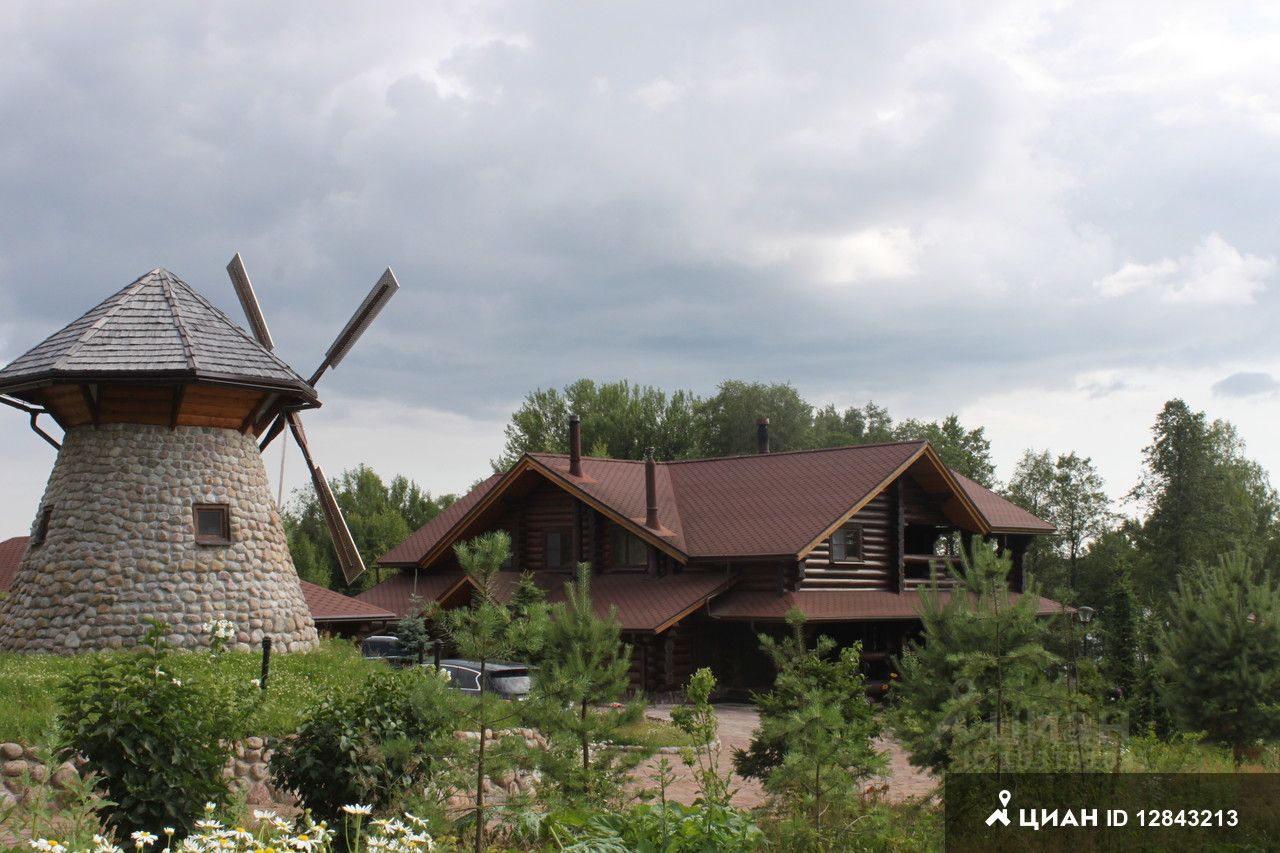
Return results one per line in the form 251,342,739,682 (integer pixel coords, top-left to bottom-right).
35,382,264,430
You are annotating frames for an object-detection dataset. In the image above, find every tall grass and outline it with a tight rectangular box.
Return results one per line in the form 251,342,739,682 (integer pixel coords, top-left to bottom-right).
0,638,382,743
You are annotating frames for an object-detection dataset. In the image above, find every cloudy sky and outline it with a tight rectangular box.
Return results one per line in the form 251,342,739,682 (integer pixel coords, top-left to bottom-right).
2,1,1279,533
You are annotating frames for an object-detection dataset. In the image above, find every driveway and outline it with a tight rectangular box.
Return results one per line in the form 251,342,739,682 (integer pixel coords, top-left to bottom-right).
634,704,935,809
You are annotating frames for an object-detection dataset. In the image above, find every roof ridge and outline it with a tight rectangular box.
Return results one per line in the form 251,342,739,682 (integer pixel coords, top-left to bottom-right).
163,273,312,386
51,272,155,371
530,439,929,466
159,273,199,371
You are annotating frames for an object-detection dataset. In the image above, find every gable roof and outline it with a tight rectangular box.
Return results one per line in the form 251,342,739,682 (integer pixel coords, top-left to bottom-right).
0,269,316,402
952,471,1055,534
552,572,737,633
380,440,1048,569
353,570,470,618
299,580,396,623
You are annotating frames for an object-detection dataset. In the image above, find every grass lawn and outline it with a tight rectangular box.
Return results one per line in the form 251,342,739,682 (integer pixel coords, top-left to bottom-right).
0,641,701,749
0,639,383,744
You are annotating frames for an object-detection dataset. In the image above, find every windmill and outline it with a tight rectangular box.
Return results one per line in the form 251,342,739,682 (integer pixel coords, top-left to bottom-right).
226,253,398,584
0,257,399,654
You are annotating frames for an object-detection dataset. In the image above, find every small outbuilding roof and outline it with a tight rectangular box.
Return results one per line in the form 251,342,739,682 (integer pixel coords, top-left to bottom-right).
0,536,28,593
299,580,396,624
0,268,316,402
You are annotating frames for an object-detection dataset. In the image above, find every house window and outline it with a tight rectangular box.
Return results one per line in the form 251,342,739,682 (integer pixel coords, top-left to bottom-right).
32,507,53,546
193,504,231,545
830,524,863,563
611,528,649,569
544,528,573,569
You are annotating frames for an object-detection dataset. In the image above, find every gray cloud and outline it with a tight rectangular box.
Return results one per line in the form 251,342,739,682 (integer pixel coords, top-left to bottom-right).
1212,372,1280,398
3,1,1280,528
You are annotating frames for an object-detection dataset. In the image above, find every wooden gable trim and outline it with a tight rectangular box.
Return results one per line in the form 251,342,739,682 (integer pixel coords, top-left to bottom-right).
524,457,690,564
793,443,992,561
416,457,538,569
918,443,991,536
413,456,690,570
794,446,925,561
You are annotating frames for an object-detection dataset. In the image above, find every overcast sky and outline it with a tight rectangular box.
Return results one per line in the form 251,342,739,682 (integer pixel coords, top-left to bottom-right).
3,1,1279,534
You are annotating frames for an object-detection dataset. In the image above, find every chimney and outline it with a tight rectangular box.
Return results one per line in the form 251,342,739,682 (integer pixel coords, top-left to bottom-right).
644,447,660,529
756,417,770,454
568,414,583,477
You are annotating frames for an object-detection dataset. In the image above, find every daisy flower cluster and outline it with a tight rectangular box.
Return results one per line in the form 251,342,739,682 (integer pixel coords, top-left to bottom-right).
202,620,237,644
25,804,435,853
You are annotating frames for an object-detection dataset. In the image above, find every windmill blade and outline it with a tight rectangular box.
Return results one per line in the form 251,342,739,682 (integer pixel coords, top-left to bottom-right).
258,267,400,452
309,267,399,384
285,412,367,583
226,253,275,350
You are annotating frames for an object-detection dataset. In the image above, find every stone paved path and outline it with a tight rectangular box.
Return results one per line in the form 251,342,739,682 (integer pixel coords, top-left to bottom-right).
631,704,935,809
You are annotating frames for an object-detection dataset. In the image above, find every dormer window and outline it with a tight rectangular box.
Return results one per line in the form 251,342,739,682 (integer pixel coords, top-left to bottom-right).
830,523,863,563
193,504,231,546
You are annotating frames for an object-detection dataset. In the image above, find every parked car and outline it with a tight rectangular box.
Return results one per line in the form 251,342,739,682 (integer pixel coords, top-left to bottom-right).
360,634,411,667
435,659,533,700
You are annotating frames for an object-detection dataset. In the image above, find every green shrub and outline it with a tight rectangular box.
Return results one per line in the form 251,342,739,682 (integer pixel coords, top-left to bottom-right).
269,664,464,822
529,802,765,852
58,622,249,837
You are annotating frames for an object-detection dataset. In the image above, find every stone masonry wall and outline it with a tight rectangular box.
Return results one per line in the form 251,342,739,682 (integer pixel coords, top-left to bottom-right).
0,423,318,653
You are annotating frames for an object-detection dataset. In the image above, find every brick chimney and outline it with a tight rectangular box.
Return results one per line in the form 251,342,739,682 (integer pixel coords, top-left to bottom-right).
644,447,659,529
569,414,583,477
756,417,770,454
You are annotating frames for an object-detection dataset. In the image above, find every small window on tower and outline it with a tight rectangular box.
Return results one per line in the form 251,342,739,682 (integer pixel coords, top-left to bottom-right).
193,504,231,545
32,507,53,546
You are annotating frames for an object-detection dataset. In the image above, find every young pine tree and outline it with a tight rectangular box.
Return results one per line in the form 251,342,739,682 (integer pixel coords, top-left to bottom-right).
440,531,547,853
889,543,1066,774
530,564,647,807
735,609,885,844
1157,550,1280,764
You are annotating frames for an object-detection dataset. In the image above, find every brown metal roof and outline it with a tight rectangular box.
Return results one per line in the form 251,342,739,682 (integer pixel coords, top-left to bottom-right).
379,474,503,566
544,571,737,633
353,570,469,618
0,269,317,402
381,441,1050,569
299,580,395,623
0,536,28,593
709,588,1068,621
952,471,1057,533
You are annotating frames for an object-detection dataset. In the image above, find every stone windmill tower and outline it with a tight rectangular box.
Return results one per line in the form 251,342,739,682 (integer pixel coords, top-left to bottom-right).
0,257,397,653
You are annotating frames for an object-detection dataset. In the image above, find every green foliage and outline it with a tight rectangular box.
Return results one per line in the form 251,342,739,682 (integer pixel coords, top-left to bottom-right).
0,639,384,744
734,609,883,777
396,607,432,662
1100,550,1140,723
494,379,704,468
528,802,765,852
889,545,1070,774
1131,400,1279,597
439,531,548,853
735,610,886,846
669,668,733,809
283,464,457,592
57,622,250,837
698,380,815,456
497,377,997,483
528,564,648,807
268,664,463,823
1006,448,1112,597
1156,550,1280,762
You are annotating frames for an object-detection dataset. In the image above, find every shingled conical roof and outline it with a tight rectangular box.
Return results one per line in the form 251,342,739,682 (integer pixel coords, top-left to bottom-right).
0,268,317,401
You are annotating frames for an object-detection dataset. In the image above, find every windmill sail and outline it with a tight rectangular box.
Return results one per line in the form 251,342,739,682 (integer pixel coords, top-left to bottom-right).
226,253,275,350
285,412,367,583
